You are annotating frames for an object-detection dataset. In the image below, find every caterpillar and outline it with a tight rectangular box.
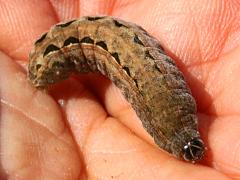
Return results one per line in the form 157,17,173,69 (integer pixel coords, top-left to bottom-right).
28,16,205,163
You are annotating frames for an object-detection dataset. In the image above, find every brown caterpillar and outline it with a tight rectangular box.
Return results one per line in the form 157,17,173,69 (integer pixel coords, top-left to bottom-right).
28,16,205,163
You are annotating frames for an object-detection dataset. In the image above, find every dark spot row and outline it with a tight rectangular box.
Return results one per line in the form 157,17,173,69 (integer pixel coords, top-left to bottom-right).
43,36,80,56
87,16,104,21
35,18,131,44
122,67,139,88
34,19,77,45
35,18,163,52
133,33,164,53
113,20,128,28
35,32,47,44
86,16,129,29
42,35,162,72
42,36,121,66
134,34,144,46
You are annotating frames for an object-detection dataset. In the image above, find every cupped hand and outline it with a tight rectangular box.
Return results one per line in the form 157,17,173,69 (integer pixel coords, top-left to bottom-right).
0,0,240,179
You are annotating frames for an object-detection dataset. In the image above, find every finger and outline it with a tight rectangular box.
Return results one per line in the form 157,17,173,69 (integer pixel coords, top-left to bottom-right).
50,0,116,18
0,52,82,179
49,0,79,21
0,0,57,60
199,114,240,178
196,36,240,177
48,76,108,149
74,74,155,147
83,114,230,179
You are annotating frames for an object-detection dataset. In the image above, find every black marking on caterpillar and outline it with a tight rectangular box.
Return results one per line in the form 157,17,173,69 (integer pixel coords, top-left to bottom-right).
35,32,47,45
80,37,94,44
111,52,121,65
133,79,139,88
36,64,42,71
56,20,76,28
154,64,162,73
43,44,60,56
134,34,144,46
96,41,108,51
63,37,80,47
113,20,128,28
87,16,104,21
122,66,131,76
145,50,154,59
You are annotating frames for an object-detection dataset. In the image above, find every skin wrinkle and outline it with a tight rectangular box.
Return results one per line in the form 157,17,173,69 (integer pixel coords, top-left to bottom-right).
180,0,236,62
85,122,158,180
81,106,107,151
2,108,60,179
220,23,235,55
114,0,139,10
205,58,240,114
224,23,240,53
8,159,43,179
49,0,62,22
49,0,80,20
206,20,230,61
195,0,212,60
172,8,198,65
188,6,205,64
56,82,108,150
0,99,73,148
107,0,117,15
114,103,136,121
184,18,194,61
0,4,23,57
0,98,55,136
205,1,235,60
1,80,66,136
64,1,78,19
186,56,220,73
213,161,240,178
181,20,194,62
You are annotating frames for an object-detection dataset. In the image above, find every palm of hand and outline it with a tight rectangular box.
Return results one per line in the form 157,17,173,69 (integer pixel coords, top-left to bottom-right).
0,1,239,179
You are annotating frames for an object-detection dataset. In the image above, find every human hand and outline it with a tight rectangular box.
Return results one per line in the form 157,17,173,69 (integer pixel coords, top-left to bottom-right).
0,0,239,179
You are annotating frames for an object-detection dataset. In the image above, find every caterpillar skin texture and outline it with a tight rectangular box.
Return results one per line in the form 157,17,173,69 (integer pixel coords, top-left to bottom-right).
28,16,205,163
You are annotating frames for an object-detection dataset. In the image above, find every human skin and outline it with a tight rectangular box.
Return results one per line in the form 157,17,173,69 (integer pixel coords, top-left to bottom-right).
0,0,240,179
